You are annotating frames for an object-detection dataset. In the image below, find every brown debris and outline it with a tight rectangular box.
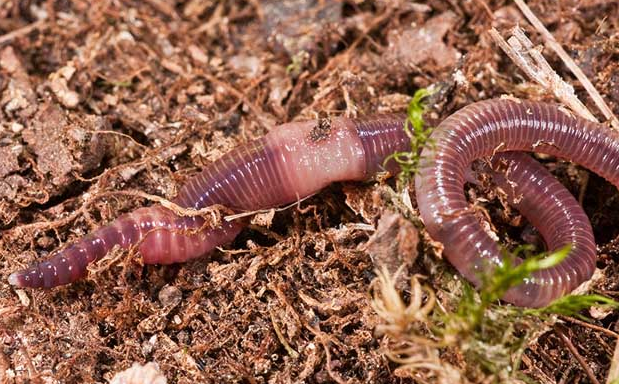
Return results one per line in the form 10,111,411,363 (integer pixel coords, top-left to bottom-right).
262,0,343,58
0,0,618,383
0,46,37,118
0,145,20,179
363,210,419,281
385,11,461,73
250,208,276,228
47,64,80,109
21,102,108,192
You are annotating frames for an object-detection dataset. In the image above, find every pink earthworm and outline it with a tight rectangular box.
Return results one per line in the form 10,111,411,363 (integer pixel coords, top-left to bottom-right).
415,98,613,307
468,151,595,304
7,99,605,309
8,115,410,288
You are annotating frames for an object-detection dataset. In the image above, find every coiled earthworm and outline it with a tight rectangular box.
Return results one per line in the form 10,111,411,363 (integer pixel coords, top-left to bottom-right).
468,151,595,306
8,115,411,288
7,98,606,310
415,98,612,307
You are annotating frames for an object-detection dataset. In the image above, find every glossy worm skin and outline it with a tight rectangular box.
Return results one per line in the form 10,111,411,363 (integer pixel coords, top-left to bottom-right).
469,151,595,306
9,115,410,288
415,98,615,307
8,98,607,309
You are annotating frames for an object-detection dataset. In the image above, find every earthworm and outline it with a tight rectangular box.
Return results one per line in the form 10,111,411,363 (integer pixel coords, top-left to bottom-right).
8,115,411,288
8,98,606,309
415,98,612,307
468,151,595,302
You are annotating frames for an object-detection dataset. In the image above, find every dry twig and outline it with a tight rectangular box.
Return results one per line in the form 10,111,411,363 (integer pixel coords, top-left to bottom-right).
513,0,619,129
141,0,179,19
0,20,46,46
556,324,601,384
560,316,619,339
489,27,596,123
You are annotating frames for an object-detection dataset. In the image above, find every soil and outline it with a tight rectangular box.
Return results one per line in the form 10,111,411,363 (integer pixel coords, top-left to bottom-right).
1,0,619,383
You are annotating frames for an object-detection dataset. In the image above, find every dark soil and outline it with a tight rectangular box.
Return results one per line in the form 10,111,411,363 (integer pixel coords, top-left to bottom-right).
1,0,619,383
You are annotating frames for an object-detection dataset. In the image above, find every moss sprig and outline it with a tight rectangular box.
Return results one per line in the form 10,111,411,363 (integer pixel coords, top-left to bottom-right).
384,87,435,185
373,243,619,381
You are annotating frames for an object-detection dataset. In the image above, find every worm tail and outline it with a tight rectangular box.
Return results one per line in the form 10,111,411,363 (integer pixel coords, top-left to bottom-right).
8,206,243,288
9,212,141,288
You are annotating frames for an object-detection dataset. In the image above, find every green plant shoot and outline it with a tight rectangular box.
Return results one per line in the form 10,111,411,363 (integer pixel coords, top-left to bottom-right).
384,87,435,185
446,245,571,335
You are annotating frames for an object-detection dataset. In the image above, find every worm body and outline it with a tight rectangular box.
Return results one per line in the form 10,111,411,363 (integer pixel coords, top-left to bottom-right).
8,99,609,309
8,207,243,288
470,151,595,305
416,99,613,307
9,115,410,288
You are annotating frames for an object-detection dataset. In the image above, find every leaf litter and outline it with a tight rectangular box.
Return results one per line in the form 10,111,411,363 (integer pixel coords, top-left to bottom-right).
1,1,619,383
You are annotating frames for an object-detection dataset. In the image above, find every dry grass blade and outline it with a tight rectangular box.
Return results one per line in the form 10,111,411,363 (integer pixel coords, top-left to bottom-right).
489,27,597,123
608,340,619,384
513,0,619,130
223,193,316,222
371,266,435,337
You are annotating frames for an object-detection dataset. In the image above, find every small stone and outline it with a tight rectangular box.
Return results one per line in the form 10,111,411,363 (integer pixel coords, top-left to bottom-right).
110,362,167,384
115,30,135,43
103,94,118,106
229,55,263,78
10,122,24,133
188,45,208,65
158,285,182,308
16,289,30,307
141,335,158,356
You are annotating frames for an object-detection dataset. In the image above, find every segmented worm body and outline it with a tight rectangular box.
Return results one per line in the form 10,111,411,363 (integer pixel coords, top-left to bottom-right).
9,115,410,288
416,99,615,307
467,151,595,306
8,98,612,309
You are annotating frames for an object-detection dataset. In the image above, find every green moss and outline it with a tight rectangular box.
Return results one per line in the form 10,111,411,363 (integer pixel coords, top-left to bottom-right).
384,87,435,185
526,293,619,320
377,88,619,381
286,50,309,77
374,242,619,381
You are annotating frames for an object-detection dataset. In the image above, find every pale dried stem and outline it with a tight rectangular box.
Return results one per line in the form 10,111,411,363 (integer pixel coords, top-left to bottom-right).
269,310,300,359
489,27,596,123
514,0,619,130
608,340,619,384
0,20,46,46
223,193,316,222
